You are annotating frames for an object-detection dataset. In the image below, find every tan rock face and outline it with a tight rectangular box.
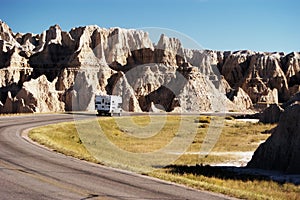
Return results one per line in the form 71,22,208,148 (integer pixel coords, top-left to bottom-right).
227,87,253,111
0,75,63,113
0,21,19,49
17,75,64,112
111,71,142,112
0,21,300,113
219,51,292,105
248,102,300,173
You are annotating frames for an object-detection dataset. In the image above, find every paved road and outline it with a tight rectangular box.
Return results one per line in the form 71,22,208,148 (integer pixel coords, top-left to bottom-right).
0,114,233,200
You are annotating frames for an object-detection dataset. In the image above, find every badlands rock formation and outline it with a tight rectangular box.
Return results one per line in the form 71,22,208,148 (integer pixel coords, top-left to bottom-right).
247,102,300,174
0,20,300,113
259,104,284,124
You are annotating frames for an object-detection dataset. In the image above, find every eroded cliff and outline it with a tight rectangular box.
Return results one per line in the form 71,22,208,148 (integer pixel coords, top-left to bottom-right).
0,21,299,113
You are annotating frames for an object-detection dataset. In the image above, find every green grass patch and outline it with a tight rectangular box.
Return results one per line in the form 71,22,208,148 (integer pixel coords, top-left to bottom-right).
28,115,299,200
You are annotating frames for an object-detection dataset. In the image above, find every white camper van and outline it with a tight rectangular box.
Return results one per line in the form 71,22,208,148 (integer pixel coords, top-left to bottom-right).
95,95,122,116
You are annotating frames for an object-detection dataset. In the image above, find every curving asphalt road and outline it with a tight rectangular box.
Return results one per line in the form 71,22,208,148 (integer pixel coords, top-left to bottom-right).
0,114,234,200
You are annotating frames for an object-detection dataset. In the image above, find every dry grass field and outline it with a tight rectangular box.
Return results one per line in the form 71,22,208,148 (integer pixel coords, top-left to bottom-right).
29,115,299,200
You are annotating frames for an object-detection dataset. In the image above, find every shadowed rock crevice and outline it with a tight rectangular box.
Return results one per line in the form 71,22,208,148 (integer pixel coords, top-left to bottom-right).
139,86,176,112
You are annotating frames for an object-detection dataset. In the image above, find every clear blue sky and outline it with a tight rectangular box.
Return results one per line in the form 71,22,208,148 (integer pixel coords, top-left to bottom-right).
1,0,299,52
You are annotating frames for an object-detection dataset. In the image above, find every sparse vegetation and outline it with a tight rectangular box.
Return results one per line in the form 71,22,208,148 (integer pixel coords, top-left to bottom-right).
225,115,235,120
28,115,299,200
150,169,300,200
29,122,98,163
195,115,211,124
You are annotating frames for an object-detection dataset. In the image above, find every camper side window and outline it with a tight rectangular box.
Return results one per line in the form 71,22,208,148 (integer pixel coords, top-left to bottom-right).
102,99,104,104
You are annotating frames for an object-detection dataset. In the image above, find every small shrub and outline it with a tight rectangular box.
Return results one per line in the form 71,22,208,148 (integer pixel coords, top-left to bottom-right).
195,116,211,124
225,116,235,120
199,124,209,128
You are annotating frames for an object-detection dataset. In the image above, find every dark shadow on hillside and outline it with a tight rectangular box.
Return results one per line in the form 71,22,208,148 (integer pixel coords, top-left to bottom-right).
165,164,300,185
